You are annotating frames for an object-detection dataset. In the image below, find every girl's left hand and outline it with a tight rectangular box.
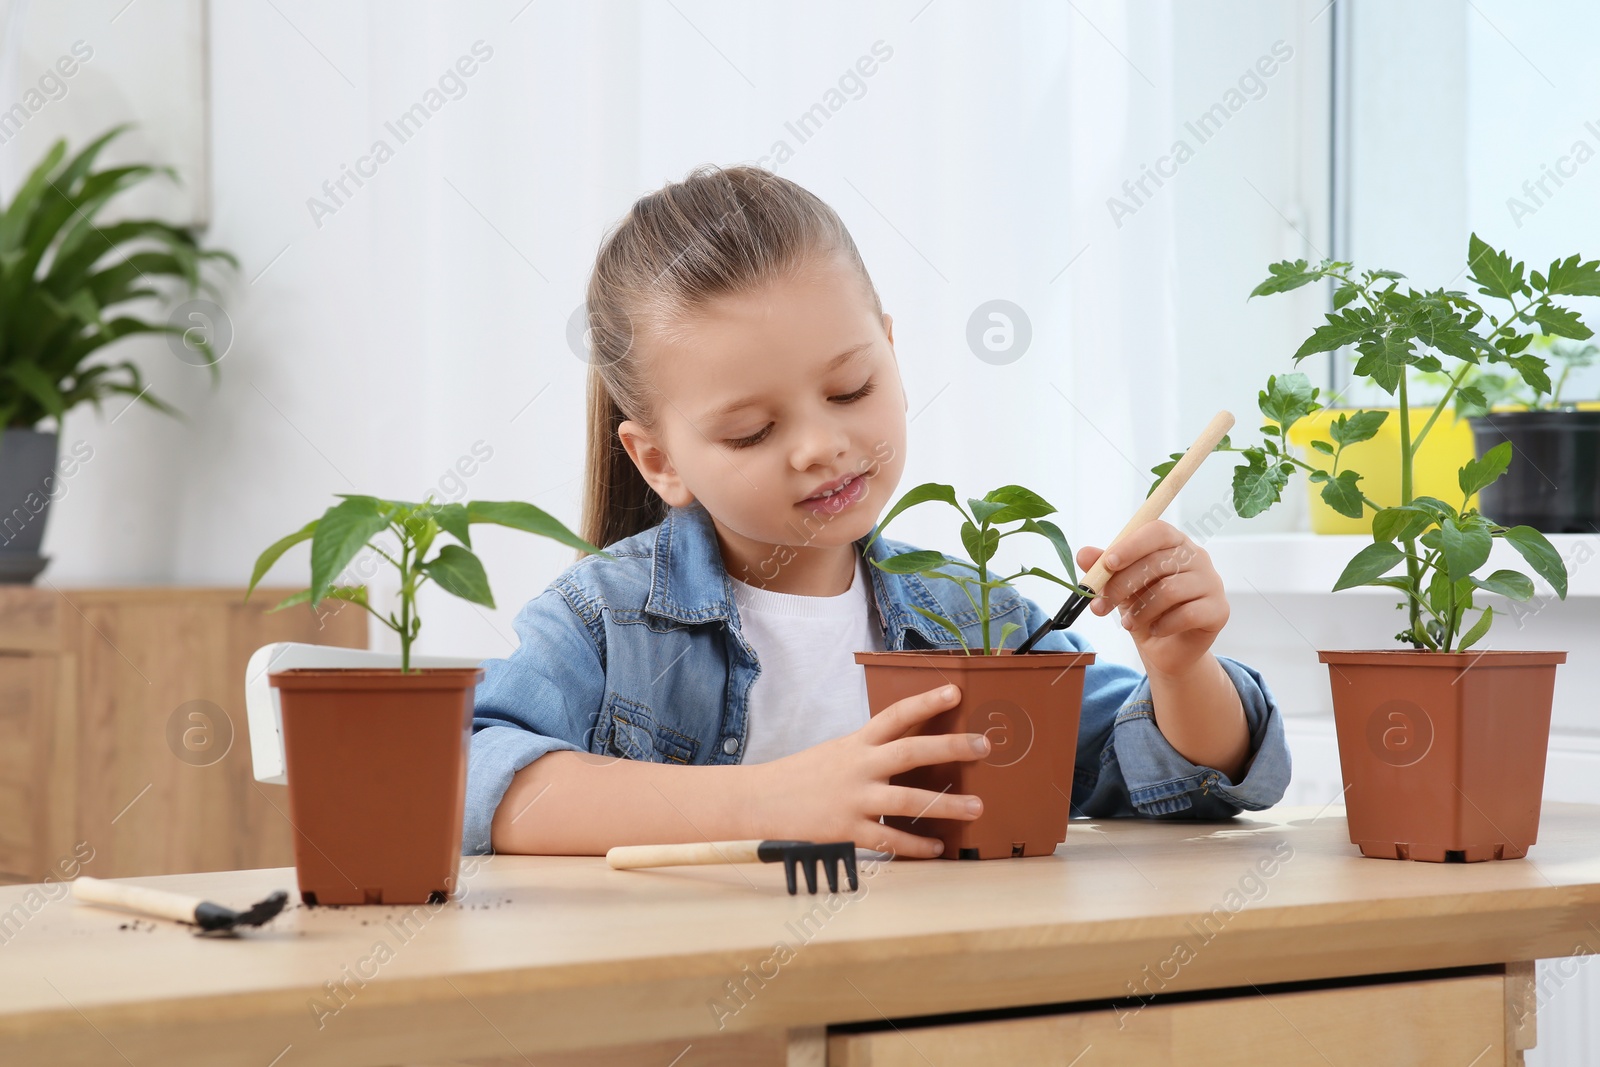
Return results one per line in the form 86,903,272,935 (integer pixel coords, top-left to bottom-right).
1075,520,1229,679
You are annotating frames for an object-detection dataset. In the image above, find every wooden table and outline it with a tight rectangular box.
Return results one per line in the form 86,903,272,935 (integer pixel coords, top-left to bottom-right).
2,804,1596,1066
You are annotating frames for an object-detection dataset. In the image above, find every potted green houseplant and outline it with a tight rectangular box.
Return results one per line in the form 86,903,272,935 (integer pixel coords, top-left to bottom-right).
1186,234,1586,861
857,483,1096,860
248,495,612,903
1456,333,1600,532
1,126,235,582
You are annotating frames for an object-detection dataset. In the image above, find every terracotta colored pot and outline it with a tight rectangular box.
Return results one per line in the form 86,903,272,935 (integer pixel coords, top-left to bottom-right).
268,667,482,904
1319,649,1565,862
853,649,1094,859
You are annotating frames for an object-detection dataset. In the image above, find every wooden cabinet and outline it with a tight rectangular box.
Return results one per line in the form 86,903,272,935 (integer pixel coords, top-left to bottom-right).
826,968,1535,1066
403,968,1536,1066
0,587,365,884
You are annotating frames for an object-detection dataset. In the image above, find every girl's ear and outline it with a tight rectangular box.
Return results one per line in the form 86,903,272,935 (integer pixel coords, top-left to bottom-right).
882,312,894,346
618,419,696,508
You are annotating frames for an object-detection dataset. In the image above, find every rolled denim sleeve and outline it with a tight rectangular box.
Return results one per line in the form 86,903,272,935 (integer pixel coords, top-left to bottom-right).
464,574,605,855
1011,593,1290,820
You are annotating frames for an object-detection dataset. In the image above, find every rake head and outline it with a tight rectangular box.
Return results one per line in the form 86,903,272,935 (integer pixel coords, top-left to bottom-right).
755,841,859,895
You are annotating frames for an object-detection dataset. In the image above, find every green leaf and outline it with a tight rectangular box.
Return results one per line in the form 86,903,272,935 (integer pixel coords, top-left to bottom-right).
1439,516,1493,585
467,500,612,558
410,515,440,562
960,521,999,567
1459,440,1512,498
247,519,318,600
1309,439,1336,455
1409,496,1460,523
1502,525,1567,599
1319,469,1365,519
982,484,1056,524
1352,330,1417,393
1407,293,1493,362
1015,565,1083,591
1250,259,1321,297
1530,303,1592,340
1425,565,1453,620
1332,283,1359,310
1333,541,1405,592
865,482,958,550
1328,409,1388,447
997,621,1021,650
873,549,963,575
1454,384,1490,419
1372,506,1435,544
268,585,368,614
309,497,391,606
1258,372,1320,434
1294,309,1375,360
1544,254,1600,297
1469,569,1534,601
909,603,968,651
1018,518,1078,584
433,502,471,547
1231,453,1292,518
5,363,68,418
1457,605,1494,651
967,498,1007,525
420,544,495,608
1467,233,1524,301
1509,353,1553,396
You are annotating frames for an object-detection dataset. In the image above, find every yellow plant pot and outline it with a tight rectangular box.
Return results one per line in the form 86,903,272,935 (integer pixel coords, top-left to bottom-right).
1285,408,1479,534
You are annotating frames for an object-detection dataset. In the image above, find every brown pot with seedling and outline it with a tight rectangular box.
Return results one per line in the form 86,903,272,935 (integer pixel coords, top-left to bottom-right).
248,495,612,903
1198,234,1590,861
856,482,1097,859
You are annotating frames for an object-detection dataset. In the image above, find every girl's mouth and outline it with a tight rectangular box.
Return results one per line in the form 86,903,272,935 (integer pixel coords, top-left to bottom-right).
802,473,868,515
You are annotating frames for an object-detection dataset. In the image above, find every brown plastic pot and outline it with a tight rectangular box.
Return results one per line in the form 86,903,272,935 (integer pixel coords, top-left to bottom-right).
1319,649,1565,862
853,648,1094,859
268,667,482,904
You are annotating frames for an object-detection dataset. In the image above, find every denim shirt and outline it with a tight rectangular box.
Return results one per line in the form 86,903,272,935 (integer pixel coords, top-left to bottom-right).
465,501,1290,855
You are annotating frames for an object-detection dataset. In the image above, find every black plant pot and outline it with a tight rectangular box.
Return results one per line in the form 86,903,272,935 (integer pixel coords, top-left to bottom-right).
0,428,59,582
1469,410,1600,533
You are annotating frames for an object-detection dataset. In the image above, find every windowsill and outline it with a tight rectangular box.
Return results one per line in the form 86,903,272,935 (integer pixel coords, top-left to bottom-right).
1204,532,1600,598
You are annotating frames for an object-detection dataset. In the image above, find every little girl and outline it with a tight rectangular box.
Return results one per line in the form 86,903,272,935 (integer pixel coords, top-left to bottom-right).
466,166,1290,859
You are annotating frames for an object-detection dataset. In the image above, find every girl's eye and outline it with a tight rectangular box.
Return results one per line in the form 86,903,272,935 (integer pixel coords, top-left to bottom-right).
832,378,877,404
723,378,876,450
726,425,771,450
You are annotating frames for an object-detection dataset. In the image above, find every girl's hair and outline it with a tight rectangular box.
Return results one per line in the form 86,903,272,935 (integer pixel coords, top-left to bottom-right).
579,164,883,551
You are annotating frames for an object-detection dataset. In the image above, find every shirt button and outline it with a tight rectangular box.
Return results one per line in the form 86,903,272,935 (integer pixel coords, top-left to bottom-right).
722,737,740,756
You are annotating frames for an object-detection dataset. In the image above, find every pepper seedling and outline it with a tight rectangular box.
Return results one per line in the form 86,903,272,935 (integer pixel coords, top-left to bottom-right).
863,483,1093,655
247,495,612,671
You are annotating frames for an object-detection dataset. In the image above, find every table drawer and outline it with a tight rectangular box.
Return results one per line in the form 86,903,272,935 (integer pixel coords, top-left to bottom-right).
828,971,1527,1066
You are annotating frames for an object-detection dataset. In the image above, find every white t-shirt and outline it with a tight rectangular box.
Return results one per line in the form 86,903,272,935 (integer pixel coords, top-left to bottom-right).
730,553,887,764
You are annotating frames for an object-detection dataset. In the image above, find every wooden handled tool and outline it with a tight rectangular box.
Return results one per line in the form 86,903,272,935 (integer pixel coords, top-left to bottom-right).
606,839,859,895
1016,410,1235,652
72,875,289,934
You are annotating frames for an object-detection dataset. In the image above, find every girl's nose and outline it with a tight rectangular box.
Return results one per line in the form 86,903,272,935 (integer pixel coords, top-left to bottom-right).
791,417,851,471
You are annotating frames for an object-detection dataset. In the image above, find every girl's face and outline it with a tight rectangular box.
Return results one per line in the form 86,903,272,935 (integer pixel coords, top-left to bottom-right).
617,251,908,585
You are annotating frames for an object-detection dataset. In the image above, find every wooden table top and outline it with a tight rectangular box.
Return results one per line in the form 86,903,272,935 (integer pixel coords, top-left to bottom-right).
3,804,1598,1066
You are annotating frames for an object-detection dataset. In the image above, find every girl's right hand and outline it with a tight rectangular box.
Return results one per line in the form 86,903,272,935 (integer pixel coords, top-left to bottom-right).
746,683,989,859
